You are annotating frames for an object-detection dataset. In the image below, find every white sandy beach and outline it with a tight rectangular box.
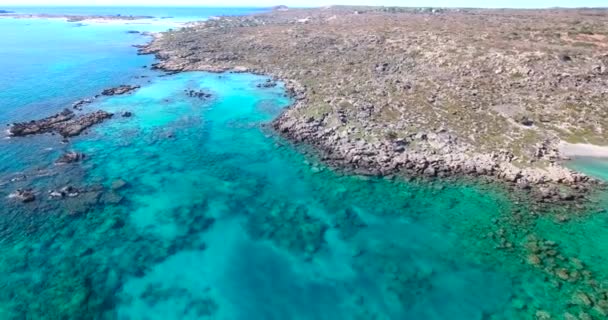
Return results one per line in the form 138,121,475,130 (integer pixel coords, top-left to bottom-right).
559,141,608,158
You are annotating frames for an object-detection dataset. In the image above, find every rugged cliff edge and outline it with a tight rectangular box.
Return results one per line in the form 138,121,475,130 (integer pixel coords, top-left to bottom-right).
141,6,608,203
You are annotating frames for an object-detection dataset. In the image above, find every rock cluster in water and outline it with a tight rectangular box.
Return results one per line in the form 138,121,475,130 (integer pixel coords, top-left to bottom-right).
185,89,213,99
256,79,278,88
102,85,140,96
8,108,113,138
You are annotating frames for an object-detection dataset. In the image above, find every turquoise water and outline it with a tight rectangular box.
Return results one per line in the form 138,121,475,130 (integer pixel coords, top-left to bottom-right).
2,6,269,24
1,8,608,320
569,157,608,182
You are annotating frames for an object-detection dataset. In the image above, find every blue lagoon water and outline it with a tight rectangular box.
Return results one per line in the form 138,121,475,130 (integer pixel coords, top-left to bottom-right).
1,7,608,320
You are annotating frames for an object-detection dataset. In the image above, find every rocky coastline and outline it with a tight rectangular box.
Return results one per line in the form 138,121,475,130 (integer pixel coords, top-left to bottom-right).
140,6,608,206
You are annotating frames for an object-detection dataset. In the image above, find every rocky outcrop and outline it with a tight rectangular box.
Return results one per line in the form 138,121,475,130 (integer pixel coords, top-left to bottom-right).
8,109,113,138
101,85,140,96
8,189,35,203
48,186,80,199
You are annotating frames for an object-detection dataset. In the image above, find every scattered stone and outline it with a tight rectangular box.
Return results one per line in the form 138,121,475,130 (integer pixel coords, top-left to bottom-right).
121,111,133,118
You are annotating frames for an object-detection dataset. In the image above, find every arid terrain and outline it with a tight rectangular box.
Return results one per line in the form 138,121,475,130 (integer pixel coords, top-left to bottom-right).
142,6,608,202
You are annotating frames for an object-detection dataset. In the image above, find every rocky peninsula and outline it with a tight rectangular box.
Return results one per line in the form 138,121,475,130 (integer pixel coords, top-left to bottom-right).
142,6,608,203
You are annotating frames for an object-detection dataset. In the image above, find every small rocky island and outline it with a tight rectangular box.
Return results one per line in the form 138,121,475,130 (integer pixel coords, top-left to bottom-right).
142,6,608,203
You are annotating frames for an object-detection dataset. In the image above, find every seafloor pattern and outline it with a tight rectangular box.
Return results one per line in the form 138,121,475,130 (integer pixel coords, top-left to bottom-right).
1,71,608,319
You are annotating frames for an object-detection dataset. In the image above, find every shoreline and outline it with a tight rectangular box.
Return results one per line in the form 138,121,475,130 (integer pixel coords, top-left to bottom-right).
559,142,608,159
139,6,608,206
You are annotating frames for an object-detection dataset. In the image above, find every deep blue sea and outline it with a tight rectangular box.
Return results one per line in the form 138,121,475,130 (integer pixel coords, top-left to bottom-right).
1,6,608,320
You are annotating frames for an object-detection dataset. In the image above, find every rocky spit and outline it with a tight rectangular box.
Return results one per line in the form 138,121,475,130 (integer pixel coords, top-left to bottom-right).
101,85,140,96
140,6,608,205
6,84,145,139
7,108,113,138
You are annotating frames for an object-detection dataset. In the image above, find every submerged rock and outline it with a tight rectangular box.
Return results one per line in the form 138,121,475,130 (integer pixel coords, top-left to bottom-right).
111,179,128,191
121,111,133,118
55,152,85,165
72,98,94,110
185,89,213,99
101,85,140,96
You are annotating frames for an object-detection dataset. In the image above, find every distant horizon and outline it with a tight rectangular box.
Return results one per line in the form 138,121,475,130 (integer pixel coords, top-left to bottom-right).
3,4,608,9
2,1,608,9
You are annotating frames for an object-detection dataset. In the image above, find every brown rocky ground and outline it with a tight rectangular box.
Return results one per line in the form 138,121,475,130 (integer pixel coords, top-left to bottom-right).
142,6,608,202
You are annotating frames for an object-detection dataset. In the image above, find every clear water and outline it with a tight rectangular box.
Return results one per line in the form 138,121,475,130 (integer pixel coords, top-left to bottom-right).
1,7,608,320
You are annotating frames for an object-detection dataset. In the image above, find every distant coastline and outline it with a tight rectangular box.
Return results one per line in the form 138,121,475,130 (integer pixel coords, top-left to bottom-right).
0,13,155,23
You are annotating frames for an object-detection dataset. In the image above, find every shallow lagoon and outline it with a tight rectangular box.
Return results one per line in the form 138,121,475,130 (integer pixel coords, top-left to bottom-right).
1,11,608,320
